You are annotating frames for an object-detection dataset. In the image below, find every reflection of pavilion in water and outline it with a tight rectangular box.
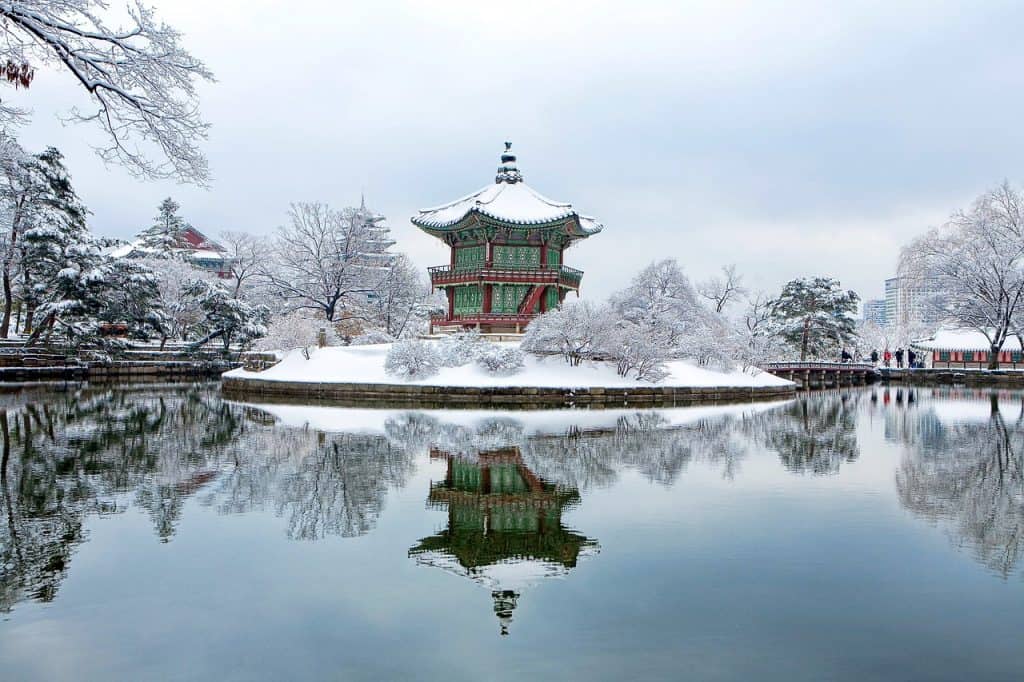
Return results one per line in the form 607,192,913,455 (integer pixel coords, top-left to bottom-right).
409,447,598,636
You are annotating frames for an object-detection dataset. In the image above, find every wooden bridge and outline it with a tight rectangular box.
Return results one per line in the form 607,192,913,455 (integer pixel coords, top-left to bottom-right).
761,362,879,389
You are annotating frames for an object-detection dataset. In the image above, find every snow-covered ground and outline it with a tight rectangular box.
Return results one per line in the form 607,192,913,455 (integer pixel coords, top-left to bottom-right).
223,343,793,389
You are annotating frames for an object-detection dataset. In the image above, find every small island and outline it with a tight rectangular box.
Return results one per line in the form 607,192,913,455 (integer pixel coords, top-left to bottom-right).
223,145,794,407
222,341,794,407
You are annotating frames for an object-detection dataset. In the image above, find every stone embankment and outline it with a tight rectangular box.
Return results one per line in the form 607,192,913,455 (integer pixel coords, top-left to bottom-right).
0,346,235,381
880,368,1024,386
220,376,796,409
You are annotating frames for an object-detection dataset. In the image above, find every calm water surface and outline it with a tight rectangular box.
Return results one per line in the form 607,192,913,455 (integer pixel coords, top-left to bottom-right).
0,383,1022,681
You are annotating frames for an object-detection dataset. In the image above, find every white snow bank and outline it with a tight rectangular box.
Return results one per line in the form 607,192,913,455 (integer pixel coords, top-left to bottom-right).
224,343,793,389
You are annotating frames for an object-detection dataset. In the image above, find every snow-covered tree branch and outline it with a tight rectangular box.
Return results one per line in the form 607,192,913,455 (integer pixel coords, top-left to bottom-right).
0,0,214,184
698,263,747,314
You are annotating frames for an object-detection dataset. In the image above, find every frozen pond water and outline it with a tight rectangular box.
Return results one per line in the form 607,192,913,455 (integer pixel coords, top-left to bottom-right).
0,383,1022,680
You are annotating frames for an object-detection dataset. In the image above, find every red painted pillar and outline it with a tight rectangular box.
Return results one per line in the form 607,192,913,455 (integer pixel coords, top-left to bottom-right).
447,288,454,320
539,242,547,268
483,283,493,313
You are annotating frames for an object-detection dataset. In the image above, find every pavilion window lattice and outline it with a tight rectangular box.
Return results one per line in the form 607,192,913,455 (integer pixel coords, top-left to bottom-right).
493,245,540,270
453,286,483,315
493,284,530,314
545,286,560,310
454,245,485,270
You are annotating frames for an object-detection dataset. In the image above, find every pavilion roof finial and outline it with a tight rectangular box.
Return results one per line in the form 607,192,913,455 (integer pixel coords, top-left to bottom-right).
495,142,523,184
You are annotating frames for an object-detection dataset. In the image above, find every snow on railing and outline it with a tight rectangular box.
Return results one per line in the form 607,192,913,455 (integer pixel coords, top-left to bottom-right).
762,361,876,371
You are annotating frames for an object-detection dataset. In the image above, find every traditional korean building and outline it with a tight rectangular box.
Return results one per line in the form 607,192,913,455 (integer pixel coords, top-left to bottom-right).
911,329,1024,369
413,143,603,334
408,447,598,636
108,225,233,277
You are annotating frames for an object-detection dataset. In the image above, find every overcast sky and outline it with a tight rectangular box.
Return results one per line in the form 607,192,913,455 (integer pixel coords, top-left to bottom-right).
8,0,1024,305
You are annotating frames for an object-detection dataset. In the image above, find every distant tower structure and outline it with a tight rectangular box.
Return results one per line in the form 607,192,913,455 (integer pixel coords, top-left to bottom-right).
412,143,603,334
353,194,397,267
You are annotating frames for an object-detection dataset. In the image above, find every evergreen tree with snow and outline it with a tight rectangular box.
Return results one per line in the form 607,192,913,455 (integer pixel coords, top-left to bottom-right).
138,197,190,257
13,147,99,344
0,142,89,337
768,277,859,360
185,279,268,354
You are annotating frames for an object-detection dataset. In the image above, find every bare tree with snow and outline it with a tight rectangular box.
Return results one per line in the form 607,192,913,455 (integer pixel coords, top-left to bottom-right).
0,0,214,183
610,259,709,354
698,264,747,314
219,230,269,299
263,202,386,324
364,254,430,338
900,181,1024,369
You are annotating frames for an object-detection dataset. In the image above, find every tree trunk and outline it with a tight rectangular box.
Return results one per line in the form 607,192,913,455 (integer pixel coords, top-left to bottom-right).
24,312,54,346
21,270,33,336
800,317,810,361
0,268,12,338
989,343,1001,370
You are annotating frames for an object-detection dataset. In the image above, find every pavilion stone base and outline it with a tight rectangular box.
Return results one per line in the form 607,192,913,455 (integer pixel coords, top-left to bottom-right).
430,318,533,336
423,330,525,343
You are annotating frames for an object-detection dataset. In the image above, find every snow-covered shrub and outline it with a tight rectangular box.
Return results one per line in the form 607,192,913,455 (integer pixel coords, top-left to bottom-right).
350,329,395,346
385,339,440,380
436,329,484,367
605,323,669,383
254,309,336,358
522,301,615,365
609,259,707,359
475,345,526,376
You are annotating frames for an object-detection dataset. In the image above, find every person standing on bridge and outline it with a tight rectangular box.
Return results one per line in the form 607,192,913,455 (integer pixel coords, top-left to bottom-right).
871,349,879,365
908,348,917,368
841,349,852,362
895,348,904,368
883,349,892,367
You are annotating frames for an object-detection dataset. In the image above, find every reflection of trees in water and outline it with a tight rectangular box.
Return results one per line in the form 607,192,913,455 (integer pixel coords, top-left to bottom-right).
0,386,253,611
0,385,418,612
895,393,1024,578
384,411,752,489
0,390,826,616
754,392,861,475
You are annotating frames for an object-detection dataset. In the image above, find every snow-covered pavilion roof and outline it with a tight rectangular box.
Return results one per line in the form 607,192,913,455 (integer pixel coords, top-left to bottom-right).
412,144,603,235
911,328,1023,352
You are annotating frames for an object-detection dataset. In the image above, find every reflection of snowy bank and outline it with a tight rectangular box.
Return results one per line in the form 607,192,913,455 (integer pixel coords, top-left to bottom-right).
232,400,790,489
223,344,794,397
232,400,792,436
929,400,995,424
